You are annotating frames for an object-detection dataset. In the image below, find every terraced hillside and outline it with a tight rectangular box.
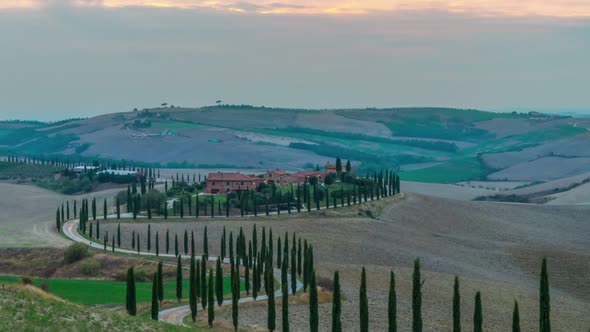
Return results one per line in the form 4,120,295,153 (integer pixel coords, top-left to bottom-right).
2,106,589,184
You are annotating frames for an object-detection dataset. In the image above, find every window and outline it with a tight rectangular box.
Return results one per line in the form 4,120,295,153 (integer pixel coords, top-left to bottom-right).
212,182,215,185
241,182,244,185
226,182,229,185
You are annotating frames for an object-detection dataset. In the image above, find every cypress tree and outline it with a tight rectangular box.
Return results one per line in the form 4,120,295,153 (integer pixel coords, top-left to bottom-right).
201,256,207,310
67,201,70,220
453,276,461,332
512,300,521,332
147,224,151,252
540,258,551,332
89,222,93,238
189,254,197,322
412,259,422,332
332,270,342,332
221,226,227,261
474,291,483,332
116,197,120,219
360,267,368,332
157,260,164,304
151,272,159,321
174,234,179,257
297,238,302,277
203,226,209,259
245,261,250,295
232,269,239,332
112,235,115,253
184,230,188,255
176,255,182,302
268,265,276,332
96,220,100,240
56,209,61,232
309,270,318,332
281,258,289,332
137,233,140,254
207,269,215,328
155,232,159,256
195,258,201,299
126,267,136,316
388,271,397,332
103,234,107,251
132,230,135,249
165,229,169,254
216,257,223,307
103,198,107,220
277,236,282,269
127,185,132,213
92,197,96,220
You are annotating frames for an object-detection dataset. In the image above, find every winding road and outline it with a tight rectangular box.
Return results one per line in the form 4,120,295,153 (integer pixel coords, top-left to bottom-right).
62,216,303,326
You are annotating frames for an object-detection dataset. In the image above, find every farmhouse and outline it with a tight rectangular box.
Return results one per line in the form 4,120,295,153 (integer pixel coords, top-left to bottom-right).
325,161,338,174
204,172,262,194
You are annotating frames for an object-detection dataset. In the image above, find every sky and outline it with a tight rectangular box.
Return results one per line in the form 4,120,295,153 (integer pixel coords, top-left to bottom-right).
1,1,589,121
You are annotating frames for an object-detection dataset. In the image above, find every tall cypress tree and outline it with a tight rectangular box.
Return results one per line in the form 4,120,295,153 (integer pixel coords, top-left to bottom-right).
151,272,159,321
232,269,239,332
176,255,182,302
412,259,422,332
56,209,61,232
189,254,197,322
332,270,342,332
155,232,159,256
268,265,276,332
360,267,368,332
453,276,461,332
512,300,521,332
474,291,483,332
281,258,289,332
540,258,551,332
203,226,209,259
157,260,164,304
207,269,215,328
116,197,120,219
196,259,201,299
165,229,169,254
388,271,397,332
103,198,107,220
174,234,179,257
184,230,188,255
221,226,227,261
216,257,223,307
191,231,195,257
309,270,318,332
147,224,151,252
117,224,121,248
126,267,136,316
201,256,207,310
290,247,297,295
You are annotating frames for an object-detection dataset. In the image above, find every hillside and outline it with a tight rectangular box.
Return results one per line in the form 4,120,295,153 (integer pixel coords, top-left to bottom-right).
0,284,192,332
2,106,590,185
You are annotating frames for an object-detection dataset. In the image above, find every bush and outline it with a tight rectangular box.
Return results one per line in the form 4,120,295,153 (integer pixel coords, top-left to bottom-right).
80,259,101,277
64,243,89,264
20,277,33,285
317,276,334,291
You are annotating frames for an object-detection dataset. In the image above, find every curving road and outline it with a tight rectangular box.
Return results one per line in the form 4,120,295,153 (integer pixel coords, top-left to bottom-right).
62,217,303,326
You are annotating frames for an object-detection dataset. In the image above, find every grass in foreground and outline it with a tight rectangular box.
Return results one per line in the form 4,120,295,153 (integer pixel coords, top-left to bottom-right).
0,284,195,332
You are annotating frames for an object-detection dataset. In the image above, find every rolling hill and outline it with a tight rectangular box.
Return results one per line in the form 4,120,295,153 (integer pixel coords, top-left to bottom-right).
2,106,589,185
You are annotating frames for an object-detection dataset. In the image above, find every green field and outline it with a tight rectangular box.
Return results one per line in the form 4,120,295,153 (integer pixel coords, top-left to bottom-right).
400,157,490,183
0,275,238,306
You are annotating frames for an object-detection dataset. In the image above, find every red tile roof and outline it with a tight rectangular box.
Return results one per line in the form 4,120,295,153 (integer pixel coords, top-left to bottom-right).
207,172,259,182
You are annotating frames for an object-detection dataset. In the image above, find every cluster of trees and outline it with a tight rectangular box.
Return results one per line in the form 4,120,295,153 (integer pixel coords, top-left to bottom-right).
124,224,316,332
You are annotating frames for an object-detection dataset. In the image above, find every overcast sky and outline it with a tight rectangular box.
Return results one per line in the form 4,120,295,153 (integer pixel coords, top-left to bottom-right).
1,1,589,121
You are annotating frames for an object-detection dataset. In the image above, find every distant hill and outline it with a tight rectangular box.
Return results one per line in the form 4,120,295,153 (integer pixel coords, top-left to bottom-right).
1,106,589,184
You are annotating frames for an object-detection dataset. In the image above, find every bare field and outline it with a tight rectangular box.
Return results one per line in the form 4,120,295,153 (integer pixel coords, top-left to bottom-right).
98,194,590,331
0,183,122,248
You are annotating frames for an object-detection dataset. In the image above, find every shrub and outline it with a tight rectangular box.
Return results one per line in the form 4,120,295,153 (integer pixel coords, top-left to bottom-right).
317,276,334,291
64,243,89,264
80,259,101,277
134,269,148,282
20,277,33,285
